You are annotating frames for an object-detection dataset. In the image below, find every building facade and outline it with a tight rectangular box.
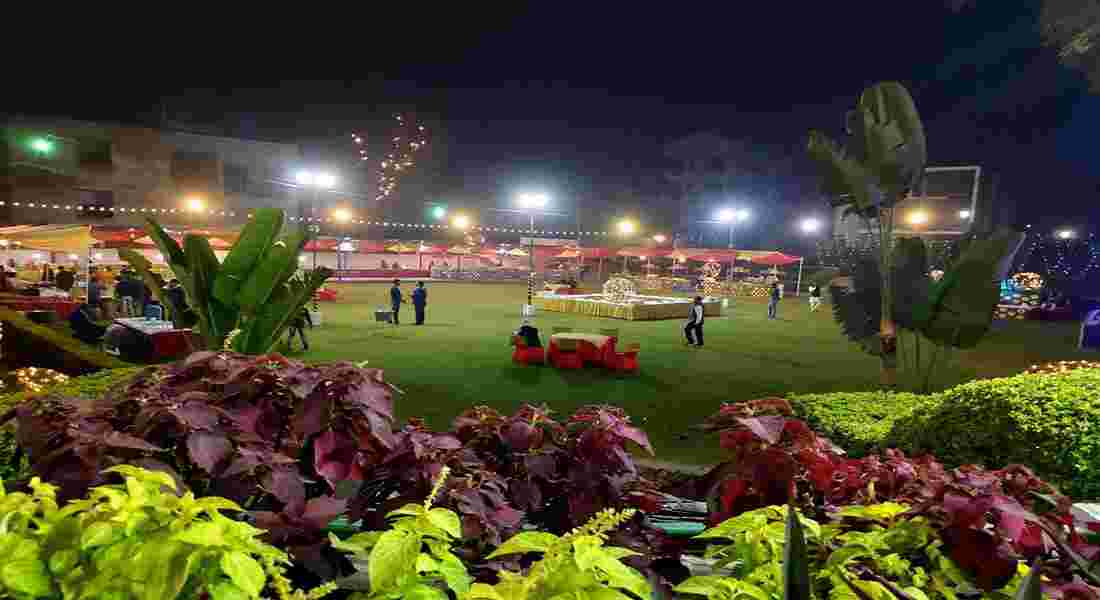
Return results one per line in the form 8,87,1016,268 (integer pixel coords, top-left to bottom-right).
0,116,311,229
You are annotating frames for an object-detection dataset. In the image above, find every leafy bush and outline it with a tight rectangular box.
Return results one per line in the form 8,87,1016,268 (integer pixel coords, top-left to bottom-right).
886,368,1100,498
787,390,926,456
0,307,132,373
6,352,395,575
697,398,1100,591
0,465,334,599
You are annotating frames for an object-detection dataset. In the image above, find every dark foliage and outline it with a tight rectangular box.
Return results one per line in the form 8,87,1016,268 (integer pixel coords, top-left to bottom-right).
8,351,396,571
699,398,1100,591
829,259,882,353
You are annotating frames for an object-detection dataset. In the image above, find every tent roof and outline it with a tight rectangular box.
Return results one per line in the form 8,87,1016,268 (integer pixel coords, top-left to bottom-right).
0,225,97,252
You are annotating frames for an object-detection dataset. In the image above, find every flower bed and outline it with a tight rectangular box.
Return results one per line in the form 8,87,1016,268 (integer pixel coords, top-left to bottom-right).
3,356,1100,599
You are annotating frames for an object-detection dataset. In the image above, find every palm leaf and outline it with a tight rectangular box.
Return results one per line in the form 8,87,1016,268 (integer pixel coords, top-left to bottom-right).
892,237,931,331
829,259,882,355
807,130,875,212
854,82,927,197
211,208,283,307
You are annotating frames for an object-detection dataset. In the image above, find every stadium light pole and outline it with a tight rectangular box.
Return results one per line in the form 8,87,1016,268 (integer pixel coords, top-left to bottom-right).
296,170,338,268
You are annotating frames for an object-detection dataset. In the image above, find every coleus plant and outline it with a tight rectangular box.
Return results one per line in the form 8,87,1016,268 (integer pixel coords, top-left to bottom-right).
699,398,1100,593
4,352,396,575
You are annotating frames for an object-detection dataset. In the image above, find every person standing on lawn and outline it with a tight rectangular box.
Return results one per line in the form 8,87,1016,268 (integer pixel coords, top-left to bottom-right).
684,295,705,347
412,281,427,325
768,281,781,319
389,279,403,325
808,284,822,312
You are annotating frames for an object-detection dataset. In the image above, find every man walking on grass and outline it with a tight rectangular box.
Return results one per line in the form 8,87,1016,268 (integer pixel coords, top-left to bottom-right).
684,296,704,347
808,284,822,312
390,279,403,325
768,281,781,320
412,281,427,325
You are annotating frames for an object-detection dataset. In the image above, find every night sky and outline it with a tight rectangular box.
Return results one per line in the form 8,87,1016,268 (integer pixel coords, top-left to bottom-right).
7,2,1098,245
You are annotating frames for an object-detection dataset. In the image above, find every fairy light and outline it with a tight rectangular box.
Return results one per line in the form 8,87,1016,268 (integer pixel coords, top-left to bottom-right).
348,113,430,204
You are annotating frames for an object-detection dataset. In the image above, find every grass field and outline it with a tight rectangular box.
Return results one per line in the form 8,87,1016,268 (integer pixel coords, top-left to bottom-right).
293,282,1089,465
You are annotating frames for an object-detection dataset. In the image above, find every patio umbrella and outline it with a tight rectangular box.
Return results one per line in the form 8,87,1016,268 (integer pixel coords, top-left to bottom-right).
507,248,529,257
749,252,804,295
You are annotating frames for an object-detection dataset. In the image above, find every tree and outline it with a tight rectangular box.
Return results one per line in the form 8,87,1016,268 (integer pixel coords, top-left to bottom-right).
807,82,927,387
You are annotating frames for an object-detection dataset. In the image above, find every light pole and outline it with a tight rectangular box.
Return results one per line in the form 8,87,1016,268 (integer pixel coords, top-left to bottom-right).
617,219,635,273
716,208,750,281
184,196,205,230
295,170,338,268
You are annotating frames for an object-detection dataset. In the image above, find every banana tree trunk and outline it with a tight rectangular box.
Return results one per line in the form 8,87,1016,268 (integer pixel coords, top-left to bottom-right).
879,205,898,387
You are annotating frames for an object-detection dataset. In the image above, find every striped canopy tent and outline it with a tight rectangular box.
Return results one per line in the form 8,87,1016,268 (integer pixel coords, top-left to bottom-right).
133,234,232,250
616,246,669,258
506,247,529,257
385,242,419,254
0,225,97,252
748,251,802,266
686,249,736,263
417,243,449,255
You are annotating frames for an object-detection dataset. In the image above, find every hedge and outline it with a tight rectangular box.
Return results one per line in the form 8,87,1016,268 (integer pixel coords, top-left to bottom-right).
788,390,927,457
0,307,132,374
886,368,1100,499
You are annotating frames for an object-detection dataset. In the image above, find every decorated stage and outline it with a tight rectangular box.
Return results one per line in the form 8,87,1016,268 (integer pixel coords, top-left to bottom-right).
534,293,723,321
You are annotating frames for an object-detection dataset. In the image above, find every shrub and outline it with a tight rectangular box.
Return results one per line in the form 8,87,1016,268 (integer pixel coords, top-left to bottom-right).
0,465,334,600
787,390,927,456
0,307,132,374
886,368,1100,498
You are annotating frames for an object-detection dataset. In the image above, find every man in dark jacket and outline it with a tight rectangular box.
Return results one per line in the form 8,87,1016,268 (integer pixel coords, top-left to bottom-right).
287,307,312,351
684,296,705,347
55,266,76,293
768,282,781,320
69,303,106,344
412,281,427,325
389,279,403,325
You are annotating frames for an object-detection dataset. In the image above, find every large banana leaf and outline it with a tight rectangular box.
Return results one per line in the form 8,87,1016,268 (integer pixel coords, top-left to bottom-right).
828,259,882,356
182,235,231,349
142,219,189,271
212,208,284,307
237,231,308,317
892,237,931,331
806,130,875,213
234,268,331,354
853,82,927,197
919,230,1026,348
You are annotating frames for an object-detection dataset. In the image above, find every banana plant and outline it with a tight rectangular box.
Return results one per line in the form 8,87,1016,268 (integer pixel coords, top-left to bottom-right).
808,81,927,387
120,208,331,354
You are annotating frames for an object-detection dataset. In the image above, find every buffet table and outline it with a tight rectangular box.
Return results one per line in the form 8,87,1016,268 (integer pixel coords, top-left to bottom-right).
534,294,722,321
112,318,195,360
0,297,80,320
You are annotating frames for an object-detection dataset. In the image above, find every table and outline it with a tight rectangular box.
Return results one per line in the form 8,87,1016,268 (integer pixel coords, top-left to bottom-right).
0,298,80,320
535,294,722,321
548,332,614,367
114,318,195,360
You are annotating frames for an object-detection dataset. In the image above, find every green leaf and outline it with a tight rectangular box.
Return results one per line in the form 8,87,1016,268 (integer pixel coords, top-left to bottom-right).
237,231,308,317
369,529,421,594
220,550,265,598
81,520,118,550
209,581,251,600
403,583,449,600
601,546,642,560
572,535,604,570
1014,559,1043,600
854,82,927,196
1,556,53,597
593,554,651,600
695,511,769,540
837,503,910,523
675,575,734,597
175,521,227,546
806,130,874,212
212,208,284,306
468,582,506,599
427,507,462,539
388,503,427,518
587,590,635,600
138,540,195,600
47,548,79,576
487,531,561,558
434,550,473,595
329,531,382,555
826,544,874,569
783,504,812,600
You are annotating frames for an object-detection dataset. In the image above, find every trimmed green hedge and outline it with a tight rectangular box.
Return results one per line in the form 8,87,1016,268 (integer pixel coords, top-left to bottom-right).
887,368,1100,499
788,390,927,457
0,307,132,374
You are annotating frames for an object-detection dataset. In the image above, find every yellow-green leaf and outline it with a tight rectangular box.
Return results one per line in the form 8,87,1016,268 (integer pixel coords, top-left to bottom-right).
47,548,79,576
220,550,265,598
427,507,462,539
487,531,560,558
369,529,421,593
467,583,505,599
209,581,251,600
81,521,118,550
387,503,427,518
175,521,226,547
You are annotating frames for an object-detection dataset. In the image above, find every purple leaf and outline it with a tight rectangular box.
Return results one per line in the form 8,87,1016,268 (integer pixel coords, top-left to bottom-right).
284,366,325,399
526,454,558,480
100,431,162,452
613,423,654,455
182,351,219,370
187,432,233,474
264,468,306,514
175,398,220,430
504,421,538,450
313,430,359,488
491,505,524,529
736,416,788,445
346,381,394,419
294,391,332,439
301,496,348,529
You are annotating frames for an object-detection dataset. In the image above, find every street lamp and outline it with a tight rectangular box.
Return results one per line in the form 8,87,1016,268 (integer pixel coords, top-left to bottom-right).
1058,229,1075,240
907,210,929,226
452,214,471,230
959,210,972,220
432,205,447,220
800,218,821,234
186,197,205,213
653,234,667,244
716,207,749,247
294,170,338,267
332,209,352,223
617,220,636,235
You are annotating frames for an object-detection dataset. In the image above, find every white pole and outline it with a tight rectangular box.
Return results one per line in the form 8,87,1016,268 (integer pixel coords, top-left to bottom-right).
795,257,804,297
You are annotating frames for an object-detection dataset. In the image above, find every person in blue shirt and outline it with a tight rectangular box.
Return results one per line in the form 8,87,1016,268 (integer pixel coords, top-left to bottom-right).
768,282,782,320
412,281,427,325
389,279,403,325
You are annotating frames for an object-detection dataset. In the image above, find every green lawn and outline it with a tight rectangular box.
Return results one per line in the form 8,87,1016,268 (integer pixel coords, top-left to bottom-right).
294,282,1089,465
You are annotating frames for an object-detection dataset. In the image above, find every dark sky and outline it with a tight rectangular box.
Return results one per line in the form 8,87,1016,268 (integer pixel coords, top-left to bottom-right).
8,1,1098,243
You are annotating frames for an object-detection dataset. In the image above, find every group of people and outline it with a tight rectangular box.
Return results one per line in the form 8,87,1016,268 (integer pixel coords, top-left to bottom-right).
388,279,429,325
683,282,824,347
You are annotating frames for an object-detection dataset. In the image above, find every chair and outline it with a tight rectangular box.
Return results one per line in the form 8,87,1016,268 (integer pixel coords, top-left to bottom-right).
608,342,640,373
512,335,545,365
552,326,573,334
551,338,583,369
